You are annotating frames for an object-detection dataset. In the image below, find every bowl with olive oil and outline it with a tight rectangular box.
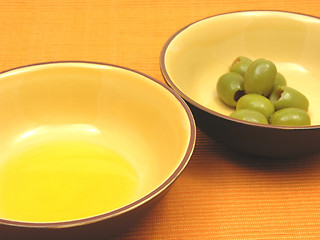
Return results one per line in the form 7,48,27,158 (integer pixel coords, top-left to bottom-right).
0,62,196,239
161,11,320,158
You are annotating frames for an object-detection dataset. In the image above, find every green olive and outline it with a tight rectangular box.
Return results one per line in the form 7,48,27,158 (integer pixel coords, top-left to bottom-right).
229,56,253,76
216,72,245,107
269,86,309,111
274,72,287,88
269,108,311,126
244,58,277,96
230,109,268,124
236,93,275,118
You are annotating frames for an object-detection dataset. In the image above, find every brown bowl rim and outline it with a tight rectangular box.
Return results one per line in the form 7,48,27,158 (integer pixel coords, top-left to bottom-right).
0,61,196,228
160,10,320,130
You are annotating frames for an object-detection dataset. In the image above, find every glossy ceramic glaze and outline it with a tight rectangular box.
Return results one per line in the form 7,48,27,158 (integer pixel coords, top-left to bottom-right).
161,11,320,158
0,62,196,239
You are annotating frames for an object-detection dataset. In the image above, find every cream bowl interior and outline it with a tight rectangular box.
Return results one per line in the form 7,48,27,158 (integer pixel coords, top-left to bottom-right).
0,62,195,226
162,11,320,125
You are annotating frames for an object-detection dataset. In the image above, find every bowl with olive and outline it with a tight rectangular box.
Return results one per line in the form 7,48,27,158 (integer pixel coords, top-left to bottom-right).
161,11,320,158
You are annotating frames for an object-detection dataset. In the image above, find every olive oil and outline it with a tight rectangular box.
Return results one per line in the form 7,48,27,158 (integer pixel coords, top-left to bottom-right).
0,139,140,222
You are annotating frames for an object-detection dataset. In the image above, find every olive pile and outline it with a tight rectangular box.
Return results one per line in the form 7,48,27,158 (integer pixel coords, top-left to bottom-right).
216,56,310,126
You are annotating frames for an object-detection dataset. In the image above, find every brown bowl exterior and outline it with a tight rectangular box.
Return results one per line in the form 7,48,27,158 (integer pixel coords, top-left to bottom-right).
188,103,320,158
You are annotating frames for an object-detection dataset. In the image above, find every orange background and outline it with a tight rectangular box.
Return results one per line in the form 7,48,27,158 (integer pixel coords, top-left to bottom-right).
2,1,320,239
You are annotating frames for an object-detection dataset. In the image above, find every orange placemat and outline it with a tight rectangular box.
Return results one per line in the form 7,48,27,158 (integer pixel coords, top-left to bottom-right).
1,1,320,239
115,129,320,239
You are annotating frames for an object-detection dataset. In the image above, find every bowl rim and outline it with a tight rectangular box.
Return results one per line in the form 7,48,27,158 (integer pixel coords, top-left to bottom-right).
0,61,196,228
160,10,320,130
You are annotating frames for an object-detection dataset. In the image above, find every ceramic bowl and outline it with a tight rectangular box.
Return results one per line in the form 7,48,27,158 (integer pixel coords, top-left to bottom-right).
161,11,320,158
0,61,196,239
